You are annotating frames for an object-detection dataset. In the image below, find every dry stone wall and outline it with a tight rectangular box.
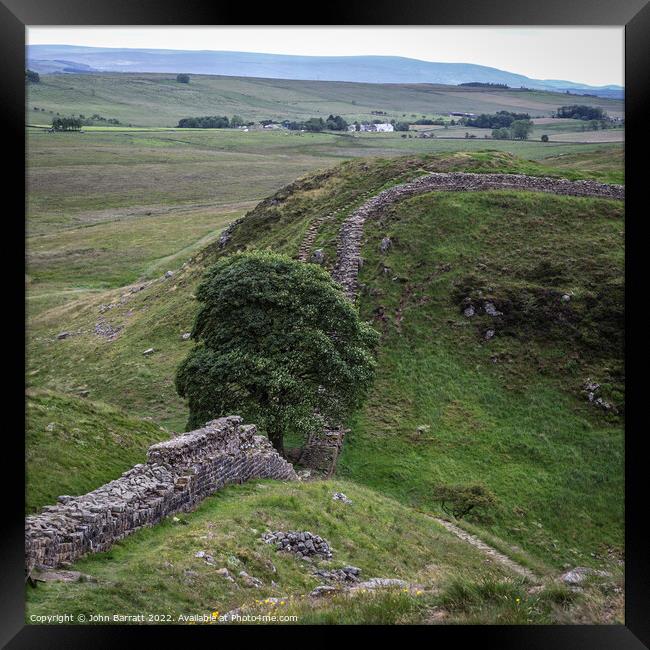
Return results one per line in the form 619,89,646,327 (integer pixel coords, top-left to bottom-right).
332,172,624,300
25,417,297,570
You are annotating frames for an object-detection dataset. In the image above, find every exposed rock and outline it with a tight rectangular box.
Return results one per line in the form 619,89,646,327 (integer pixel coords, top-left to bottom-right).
353,578,409,590
181,332,191,340
463,305,475,317
560,567,611,586
484,302,503,317
332,492,352,505
56,331,71,340
380,237,392,253
94,319,122,341
143,348,154,356
164,271,174,279
29,568,95,583
311,249,325,265
239,570,263,588
25,417,297,570
313,566,361,583
561,294,572,302
262,530,333,559
484,329,495,340
309,585,339,598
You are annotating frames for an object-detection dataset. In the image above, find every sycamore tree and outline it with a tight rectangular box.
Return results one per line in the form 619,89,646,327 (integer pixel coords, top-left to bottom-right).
175,251,379,454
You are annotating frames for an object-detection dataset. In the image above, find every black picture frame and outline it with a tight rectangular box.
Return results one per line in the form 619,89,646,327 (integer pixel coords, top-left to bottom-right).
2,1,647,646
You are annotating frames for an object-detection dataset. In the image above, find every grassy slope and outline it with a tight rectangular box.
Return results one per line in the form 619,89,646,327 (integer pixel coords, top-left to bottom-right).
26,389,167,513
29,151,620,429
26,73,624,127
27,479,598,625
339,190,623,569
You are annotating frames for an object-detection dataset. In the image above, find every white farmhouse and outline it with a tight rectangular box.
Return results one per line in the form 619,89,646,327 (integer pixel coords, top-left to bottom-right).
374,123,394,132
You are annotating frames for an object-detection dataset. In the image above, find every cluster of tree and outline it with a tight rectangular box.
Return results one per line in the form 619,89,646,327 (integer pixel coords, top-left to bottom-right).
51,117,82,131
432,483,498,520
458,82,509,89
394,122,410,132
176,73,190,84
463,110,531,129
286,115,348,132
556,104,606,120
26,69,40,83
177,115,242,128
175,252,379,454
491,118,534,140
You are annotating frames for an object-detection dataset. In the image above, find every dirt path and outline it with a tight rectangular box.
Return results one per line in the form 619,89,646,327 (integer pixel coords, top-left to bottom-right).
433,517,538,581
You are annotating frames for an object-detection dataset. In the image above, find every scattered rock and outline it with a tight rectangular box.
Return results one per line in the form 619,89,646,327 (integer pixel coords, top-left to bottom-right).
380,237,392,253
164,271,174,279
313,566,361,583
262,531,333,559
561,294,572,302
181,332,191,340
463,305,475,318
484,302,503,317
484,329,495,340
354,577,409,590
56,331,71,340
238,570,263,588
143,348,155,356
94,319,122,341
332,492,352,505
309,585,339,598
311,249,325,264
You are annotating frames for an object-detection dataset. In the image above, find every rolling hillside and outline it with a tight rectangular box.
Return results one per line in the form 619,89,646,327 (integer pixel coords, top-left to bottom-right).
26,72,624,128
27,45,623,98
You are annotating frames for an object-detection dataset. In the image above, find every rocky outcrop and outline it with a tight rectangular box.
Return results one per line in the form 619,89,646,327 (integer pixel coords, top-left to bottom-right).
25,417,297,570
332,173,624,300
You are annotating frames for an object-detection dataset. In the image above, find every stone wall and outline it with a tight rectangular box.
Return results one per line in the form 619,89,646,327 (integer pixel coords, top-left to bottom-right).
298,428,347,478
332,172,625,300
25,417,298,570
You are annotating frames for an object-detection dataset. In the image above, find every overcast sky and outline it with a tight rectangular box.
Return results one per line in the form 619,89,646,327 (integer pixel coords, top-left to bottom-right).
27,27,624,87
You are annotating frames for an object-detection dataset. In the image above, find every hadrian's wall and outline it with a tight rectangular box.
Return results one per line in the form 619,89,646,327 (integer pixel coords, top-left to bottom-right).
25,416,298,570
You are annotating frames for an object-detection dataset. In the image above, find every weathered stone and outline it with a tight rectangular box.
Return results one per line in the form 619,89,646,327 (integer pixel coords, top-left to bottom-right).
380,237,392,253
560,567,611,585
311,249,325,264
25,417,297,570
143,348,154,355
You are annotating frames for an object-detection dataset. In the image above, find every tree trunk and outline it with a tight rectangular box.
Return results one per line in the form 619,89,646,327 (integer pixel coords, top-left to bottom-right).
267,428,285,457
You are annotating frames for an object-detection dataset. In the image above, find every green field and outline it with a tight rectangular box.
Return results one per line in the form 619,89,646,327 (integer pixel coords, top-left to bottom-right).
27,72,624,128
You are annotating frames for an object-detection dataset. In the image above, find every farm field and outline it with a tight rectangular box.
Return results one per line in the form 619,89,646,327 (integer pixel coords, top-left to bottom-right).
26,72,624,128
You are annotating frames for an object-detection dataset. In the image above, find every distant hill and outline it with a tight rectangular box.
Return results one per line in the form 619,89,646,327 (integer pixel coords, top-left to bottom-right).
27,45,623,99
25,72,624,128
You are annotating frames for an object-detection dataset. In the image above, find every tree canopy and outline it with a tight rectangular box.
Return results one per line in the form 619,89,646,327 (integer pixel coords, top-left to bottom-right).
175,251,379,454
176,73,190,83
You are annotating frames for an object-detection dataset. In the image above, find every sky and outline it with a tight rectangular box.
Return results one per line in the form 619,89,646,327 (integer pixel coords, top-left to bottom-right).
26,27,624,87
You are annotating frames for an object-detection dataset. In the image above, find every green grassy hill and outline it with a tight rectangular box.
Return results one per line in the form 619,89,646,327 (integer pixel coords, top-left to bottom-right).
26,150,624,624
26,73,624,128
26,389,168,513
27,479,611,625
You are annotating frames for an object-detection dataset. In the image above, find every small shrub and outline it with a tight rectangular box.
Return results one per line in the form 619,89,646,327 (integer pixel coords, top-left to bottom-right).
433,482,497,519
